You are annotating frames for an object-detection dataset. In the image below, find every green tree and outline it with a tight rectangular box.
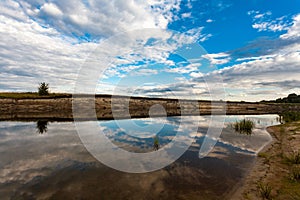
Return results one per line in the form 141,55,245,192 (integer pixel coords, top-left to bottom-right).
38,82,49,96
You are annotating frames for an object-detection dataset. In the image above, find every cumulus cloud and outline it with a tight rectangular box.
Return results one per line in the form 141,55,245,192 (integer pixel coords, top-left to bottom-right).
0,0,299,102
165,63,201,74
132,81,205,98
248,10,292,32
40,2,63,18
217,52,300,82
0,0,200,92
254,80,300,90
229,12,300,60
111,10,300,101
280,14,300,39
202,53,230,65
181,12,191,18
252,22,287,32
189,72,204,78
247,10,272,18
133,68,159,76
206,48,300,101
21,0,182,39
235,55,277,62
0,0,97,92
185,13,300,101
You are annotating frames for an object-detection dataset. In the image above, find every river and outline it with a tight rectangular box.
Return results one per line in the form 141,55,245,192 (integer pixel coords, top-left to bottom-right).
0,115,279,200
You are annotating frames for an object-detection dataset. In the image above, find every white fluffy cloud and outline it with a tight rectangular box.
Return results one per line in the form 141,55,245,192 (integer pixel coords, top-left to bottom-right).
165,63,201,74
22,0,181,38
40,3,63,18
248,11,292,32
206,19,214,23
0,0,103,92
182,12,300,101
252,22,287,32
0,0,186,92
206,45,300,101
217,52,300,82
202,53,230,65
280,14,300,39
0,0,299,102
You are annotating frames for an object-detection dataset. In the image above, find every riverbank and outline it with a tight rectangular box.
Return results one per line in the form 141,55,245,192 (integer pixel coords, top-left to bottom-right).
1,95,298,121
232,121,300,200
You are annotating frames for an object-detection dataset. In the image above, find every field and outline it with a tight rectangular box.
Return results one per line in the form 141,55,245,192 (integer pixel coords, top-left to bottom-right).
0,92,72,99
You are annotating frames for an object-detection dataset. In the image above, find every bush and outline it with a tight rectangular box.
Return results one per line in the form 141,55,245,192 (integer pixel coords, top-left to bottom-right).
233,119,255,135
38,82,49,96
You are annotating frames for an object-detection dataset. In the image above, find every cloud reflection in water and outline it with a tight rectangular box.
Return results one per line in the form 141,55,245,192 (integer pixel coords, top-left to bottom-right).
0,115,279,199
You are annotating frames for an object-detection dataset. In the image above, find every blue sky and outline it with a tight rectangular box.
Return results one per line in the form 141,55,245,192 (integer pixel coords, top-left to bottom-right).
0,0,299,101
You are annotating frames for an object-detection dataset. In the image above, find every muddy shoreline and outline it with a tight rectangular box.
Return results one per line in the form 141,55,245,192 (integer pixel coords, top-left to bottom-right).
1,96,298,121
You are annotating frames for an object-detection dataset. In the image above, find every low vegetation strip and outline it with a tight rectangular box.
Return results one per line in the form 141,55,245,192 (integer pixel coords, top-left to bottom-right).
0,92,72,99
281,111,300,123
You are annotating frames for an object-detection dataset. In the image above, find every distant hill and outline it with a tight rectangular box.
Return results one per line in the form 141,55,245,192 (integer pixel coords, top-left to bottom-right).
262,93,300,103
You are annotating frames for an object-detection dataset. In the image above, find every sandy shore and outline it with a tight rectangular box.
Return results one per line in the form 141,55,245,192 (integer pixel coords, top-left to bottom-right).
232,122,300,200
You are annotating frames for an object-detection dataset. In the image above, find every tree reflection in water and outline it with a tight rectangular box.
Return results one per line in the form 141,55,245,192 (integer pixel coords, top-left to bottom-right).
36,120,49,134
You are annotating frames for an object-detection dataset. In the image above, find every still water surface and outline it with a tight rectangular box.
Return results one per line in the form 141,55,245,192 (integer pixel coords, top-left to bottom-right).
0,115,279,200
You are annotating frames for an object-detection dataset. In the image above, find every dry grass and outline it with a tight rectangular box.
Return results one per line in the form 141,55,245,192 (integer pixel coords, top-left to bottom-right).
0,92,71,99
257,182,273,200
285,151,300,165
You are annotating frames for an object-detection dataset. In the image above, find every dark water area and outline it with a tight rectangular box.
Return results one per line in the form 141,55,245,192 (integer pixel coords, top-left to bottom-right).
0,115,279,200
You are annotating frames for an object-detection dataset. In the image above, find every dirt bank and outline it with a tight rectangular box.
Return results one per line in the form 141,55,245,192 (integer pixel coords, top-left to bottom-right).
1,96,296,121
232,121,300,200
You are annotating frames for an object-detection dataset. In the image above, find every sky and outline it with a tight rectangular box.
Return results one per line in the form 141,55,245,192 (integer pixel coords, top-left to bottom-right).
0,0,299,101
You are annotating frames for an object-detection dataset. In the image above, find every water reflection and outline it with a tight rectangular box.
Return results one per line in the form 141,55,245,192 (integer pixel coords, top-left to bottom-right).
153,136,160,151
36,120,49,134
0,115,279,200
97,115,278,155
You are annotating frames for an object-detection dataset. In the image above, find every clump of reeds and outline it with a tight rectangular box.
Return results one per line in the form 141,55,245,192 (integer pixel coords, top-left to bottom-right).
290,166,300,182
285,151,300,164
232,119,255,135
36,120,49,134
257,182,273,200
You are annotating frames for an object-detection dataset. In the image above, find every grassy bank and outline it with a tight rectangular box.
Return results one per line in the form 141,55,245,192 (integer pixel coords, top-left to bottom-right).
235,121,300,200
